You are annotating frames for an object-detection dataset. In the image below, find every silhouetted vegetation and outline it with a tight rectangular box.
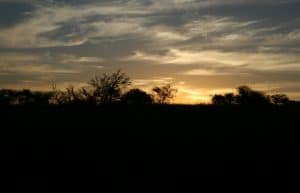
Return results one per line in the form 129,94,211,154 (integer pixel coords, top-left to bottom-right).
50,70,131,105
0,72,298,107
152,84,177,104
121,89,154,104
270,94,290,105
1,71,300,193
236,85,270,104
212,85,294,105
0,89,52,105
89,70,131,104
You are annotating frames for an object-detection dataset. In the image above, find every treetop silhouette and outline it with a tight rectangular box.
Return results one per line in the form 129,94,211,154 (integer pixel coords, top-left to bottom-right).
0,70,297,106
152,84,177,104
121,89,154,105
212,85,292,105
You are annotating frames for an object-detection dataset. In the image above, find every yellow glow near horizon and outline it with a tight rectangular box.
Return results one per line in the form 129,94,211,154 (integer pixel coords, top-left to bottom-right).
2,80,300,104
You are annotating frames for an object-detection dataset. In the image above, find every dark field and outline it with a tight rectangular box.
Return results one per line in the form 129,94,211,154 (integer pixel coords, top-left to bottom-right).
1,104,300,192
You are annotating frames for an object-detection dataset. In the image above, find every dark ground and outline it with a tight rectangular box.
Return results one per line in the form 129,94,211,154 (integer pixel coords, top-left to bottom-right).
1,104,300,192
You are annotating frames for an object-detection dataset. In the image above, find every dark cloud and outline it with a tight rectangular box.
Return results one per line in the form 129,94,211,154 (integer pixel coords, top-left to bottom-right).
0,1,35,28
198,1,300,20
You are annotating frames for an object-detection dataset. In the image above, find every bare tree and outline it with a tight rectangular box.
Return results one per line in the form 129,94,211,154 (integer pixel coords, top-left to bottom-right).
152,84,177,104
89,70,131,104
49,71,130,105
49,85,69,104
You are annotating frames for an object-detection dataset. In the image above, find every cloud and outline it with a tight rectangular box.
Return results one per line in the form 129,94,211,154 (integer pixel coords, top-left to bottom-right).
182,69,233,76
60,54,104,64
132,77,174,87
128,48,300,72
183,16,258,37
6,64,80,74
0,1,35,28
0,1,299,51
1,0,300,102
0,2,147,48
0,53,79,74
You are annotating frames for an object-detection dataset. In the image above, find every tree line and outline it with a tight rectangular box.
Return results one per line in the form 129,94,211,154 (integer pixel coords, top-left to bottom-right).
0,70,177,106
0,70,297,106
211,86,293,105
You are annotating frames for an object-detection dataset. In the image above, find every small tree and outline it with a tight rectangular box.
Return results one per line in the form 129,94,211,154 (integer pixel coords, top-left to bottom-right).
270,94,290,105
89,70,131,104
49,84,70,105
212,94,227,105
212,93,236,105
152,84,177,104
235,85,270,105
121,89,153,104
224,93,236,104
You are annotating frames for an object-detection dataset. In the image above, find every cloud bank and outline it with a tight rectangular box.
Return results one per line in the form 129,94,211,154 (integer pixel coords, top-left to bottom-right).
0,0,300,103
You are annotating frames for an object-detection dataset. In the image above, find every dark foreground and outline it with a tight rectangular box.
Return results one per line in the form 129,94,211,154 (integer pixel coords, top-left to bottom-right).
1,104,300,192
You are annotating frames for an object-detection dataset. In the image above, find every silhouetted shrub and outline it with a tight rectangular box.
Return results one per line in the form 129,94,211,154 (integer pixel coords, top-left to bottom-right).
89,70,131,104
212,93,236,105
0,89,52,105
121,89,154,104
152,84,177,104
224,93,236,104
49,84,70,105
235,86,270,105
212,86,271,105
212,94,227,105
49,70,131,105
270,94,290,105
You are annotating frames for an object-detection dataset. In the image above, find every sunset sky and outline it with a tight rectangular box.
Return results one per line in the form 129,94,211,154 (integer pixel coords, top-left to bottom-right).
1,0,300,103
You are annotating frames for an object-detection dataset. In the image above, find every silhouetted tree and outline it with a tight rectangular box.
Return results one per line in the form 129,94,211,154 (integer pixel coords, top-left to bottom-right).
224,93,236,104
0,89,52,105
77,87,95,104
211,86,274,105
89,70,131,104
121,89,153,104
152,84,177,104
235,86,270,105
50,84,71,105
49,71,130,105
65,85,90,104
212,94,227,105
50,85,89,105
270,94,290,105
212,93,236,105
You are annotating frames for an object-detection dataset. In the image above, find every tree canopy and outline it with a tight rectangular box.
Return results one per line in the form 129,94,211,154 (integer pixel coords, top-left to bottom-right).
211,86,292,105
152,84,177,104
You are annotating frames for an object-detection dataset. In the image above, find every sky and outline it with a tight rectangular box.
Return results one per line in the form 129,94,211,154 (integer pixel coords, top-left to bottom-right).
0,0,300,103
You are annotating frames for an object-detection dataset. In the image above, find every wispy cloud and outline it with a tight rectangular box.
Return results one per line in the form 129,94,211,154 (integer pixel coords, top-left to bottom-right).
132,77,174,87
128,48,300,71
0,52,105,76
182,69,234,76
0,0,300,102
61,54,104,64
